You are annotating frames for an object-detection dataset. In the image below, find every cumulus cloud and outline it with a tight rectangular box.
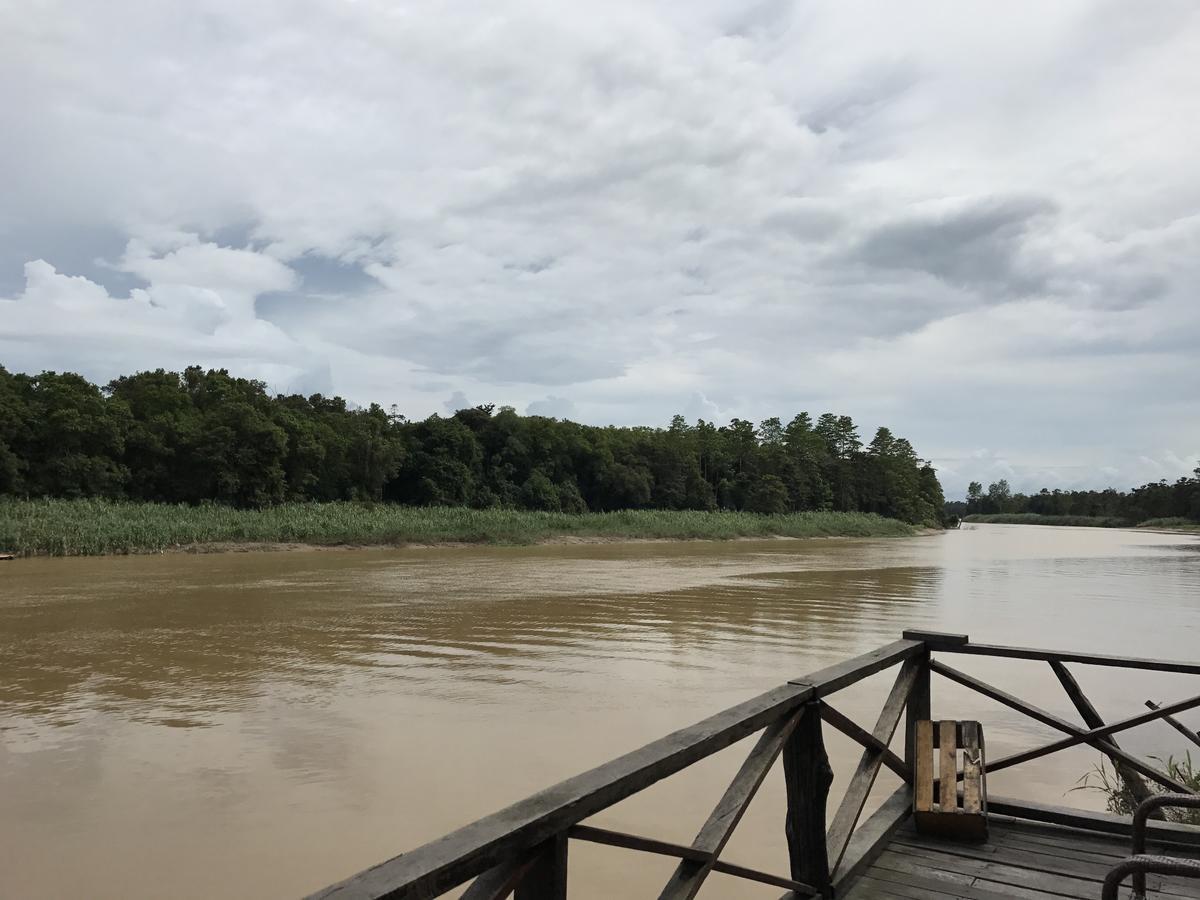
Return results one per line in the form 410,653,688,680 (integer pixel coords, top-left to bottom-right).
2,0,1199,496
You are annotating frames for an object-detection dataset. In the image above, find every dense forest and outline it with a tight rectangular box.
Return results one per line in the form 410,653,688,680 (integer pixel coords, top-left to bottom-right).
946,474,1200,525
0,366,946,526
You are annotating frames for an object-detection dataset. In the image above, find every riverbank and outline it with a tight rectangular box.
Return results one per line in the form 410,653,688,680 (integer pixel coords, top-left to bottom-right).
963,512,1200,531
0,499,922,557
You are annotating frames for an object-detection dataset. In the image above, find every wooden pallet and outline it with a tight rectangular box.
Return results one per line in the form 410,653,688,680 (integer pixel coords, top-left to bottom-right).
915,719,987,842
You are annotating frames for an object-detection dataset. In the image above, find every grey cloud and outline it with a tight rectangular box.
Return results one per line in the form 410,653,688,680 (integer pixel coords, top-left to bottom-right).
762,201,844,241
722,0,794,40
803,62,921,136
443,391,470,413
504,257,556,274
852,195,1057,292
526,395,577,418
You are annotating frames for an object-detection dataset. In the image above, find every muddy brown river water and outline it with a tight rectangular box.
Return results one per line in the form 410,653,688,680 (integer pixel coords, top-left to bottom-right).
2,524,1199,898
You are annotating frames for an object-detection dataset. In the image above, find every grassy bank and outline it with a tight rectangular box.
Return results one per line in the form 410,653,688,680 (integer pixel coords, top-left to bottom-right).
1139,517,1200,531
0,499,919,557
963,512,1200,530
963,513,1132,527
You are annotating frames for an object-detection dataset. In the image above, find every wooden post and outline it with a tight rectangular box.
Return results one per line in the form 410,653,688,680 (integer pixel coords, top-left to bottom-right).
515,833,567,900
905,647,931,781
783,703,833,897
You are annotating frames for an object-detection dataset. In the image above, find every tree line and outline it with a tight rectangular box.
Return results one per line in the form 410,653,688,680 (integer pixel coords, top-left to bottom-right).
0,365,945,525
946,474,1200,523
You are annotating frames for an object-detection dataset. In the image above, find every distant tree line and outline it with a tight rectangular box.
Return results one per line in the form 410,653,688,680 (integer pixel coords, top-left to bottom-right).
0,365,946,525
945,474,1200,523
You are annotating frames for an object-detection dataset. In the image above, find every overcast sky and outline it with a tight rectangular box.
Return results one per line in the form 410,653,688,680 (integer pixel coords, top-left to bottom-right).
3,1,1199,497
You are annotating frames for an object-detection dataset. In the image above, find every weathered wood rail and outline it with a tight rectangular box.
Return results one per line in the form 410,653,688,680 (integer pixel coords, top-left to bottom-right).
306,632,1200,900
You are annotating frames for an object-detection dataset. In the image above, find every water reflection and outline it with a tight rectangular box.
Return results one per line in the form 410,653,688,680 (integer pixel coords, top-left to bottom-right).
1,526,1199,898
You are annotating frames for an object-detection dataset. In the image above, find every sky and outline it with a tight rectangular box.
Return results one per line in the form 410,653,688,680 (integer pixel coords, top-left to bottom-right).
3,1,1199,498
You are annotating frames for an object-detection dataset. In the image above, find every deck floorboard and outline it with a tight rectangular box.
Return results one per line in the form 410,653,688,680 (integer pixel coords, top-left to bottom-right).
843,819,1200,900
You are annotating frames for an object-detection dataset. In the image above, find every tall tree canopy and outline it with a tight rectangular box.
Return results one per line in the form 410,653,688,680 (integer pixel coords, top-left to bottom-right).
0,365,947,525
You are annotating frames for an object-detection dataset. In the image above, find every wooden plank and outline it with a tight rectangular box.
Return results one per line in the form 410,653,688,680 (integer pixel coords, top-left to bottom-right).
955,848,1199,900
659,709,804,900
878,845,1106,899
569,824,817,895
783,701,833,897
788,639,924,696
906,822,1200,900
938,721,957,812
830,785,912,895
825,660,920,875
705,860,815,895
858,858,976,894
460,855,538,900
1049,660,1157,811
987,814,1200,860
900,630,969,647
891,830,1143,884
988,687,1200,776
931,641,1200,675
930,659,1198,794
914,720,934,814
979,831,1200,897
819,704,911,781
969,876,1189,900
1147,700,1200,751
961,721,982,816
689,711,802,854
567,824,708,861
849,873,960,900
986,830,1130,863
514,835,566,900
859,862,1126,900
987,795,1200,847
845,873,962,900
989,689,1200,773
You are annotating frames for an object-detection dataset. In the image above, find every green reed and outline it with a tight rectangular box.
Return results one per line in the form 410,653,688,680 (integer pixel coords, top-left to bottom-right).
0,498,917,557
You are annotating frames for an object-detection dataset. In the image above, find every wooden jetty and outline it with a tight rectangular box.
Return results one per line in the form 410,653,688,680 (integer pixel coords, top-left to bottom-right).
307,631,1200,899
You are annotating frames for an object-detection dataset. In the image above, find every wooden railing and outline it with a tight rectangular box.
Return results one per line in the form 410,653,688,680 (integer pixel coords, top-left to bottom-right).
306,632,1200,900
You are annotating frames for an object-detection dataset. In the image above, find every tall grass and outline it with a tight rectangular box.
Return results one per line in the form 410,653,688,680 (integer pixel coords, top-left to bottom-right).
0,498,917,557
963,513,1133,528
964,513,1200,530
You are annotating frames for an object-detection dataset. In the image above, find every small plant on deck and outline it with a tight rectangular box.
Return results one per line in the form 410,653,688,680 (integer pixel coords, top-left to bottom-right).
1074,752,1200,825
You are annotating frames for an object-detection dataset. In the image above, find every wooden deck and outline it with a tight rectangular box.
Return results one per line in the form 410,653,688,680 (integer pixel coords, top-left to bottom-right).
306,632,1200,900
844,816,1200,900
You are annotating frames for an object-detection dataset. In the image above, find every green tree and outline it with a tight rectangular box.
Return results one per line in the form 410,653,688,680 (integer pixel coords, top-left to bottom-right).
986,479,1012,513
0,363,956,526
24,371,130,498
746,474,789,514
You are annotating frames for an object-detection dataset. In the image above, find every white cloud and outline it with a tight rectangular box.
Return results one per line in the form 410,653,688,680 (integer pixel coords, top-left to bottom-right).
2,0,1200,495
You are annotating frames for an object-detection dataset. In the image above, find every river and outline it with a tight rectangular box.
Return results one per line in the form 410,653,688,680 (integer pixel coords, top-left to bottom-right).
2,524,1199,898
